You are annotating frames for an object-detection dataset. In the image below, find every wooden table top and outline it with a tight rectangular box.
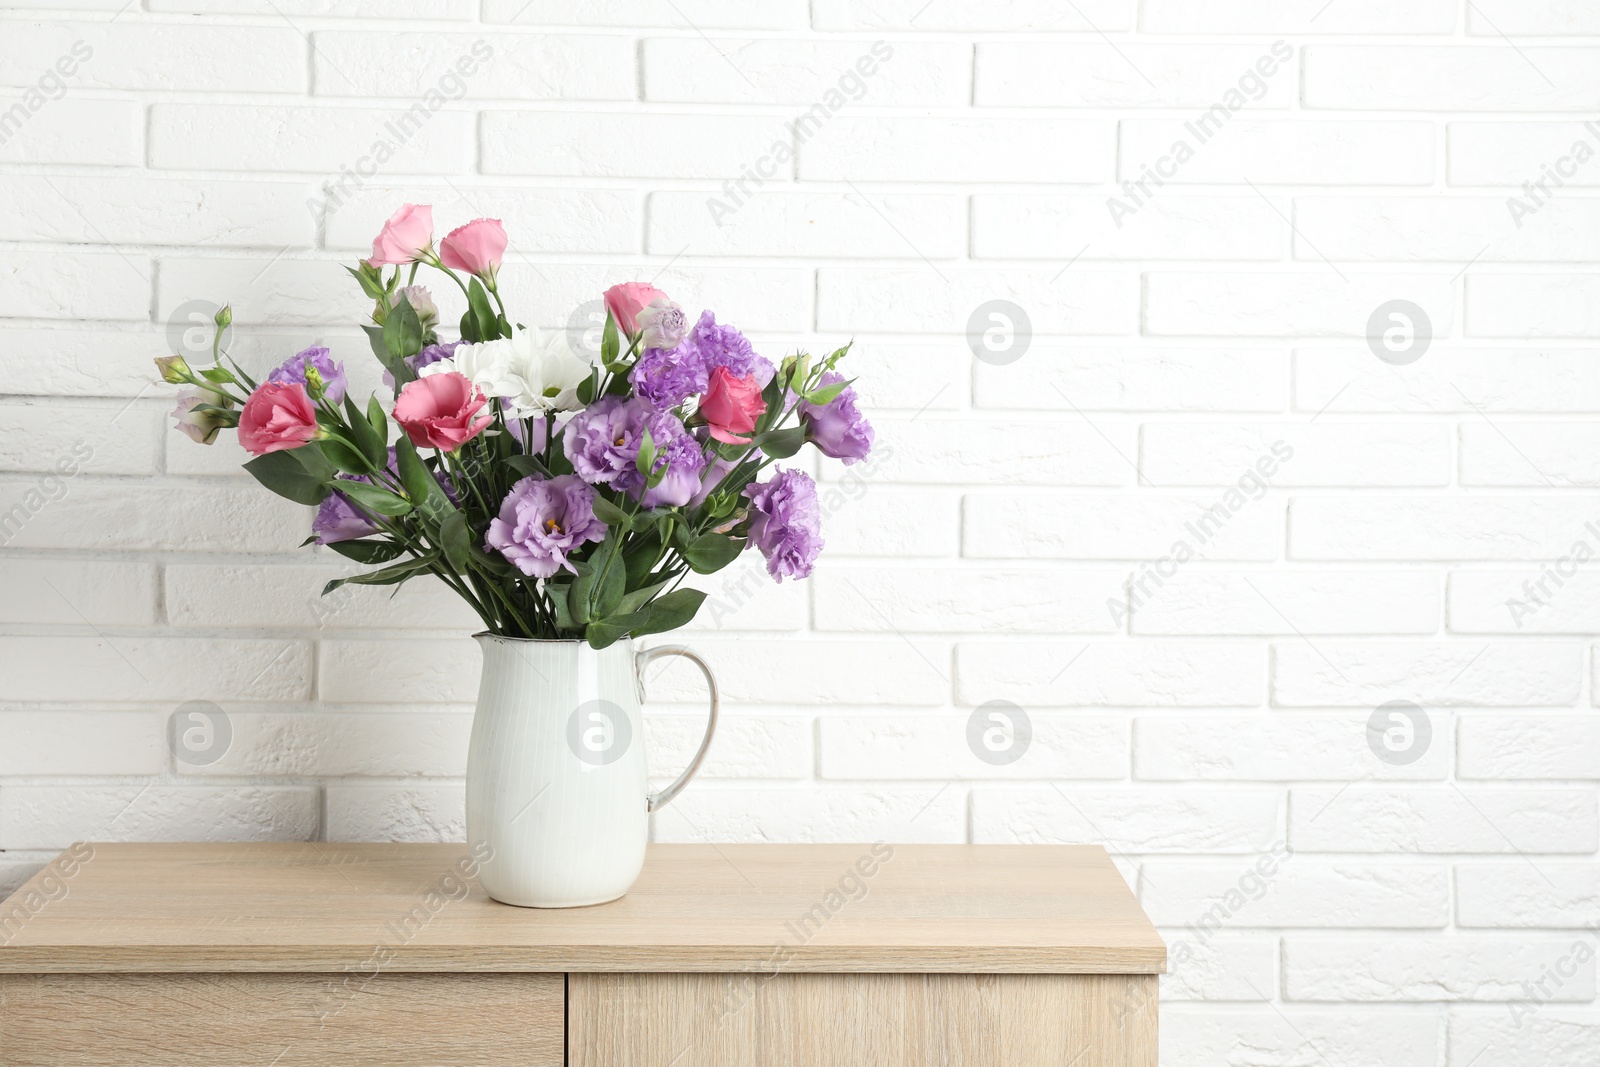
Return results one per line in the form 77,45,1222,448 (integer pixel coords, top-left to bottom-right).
0,842,1165,974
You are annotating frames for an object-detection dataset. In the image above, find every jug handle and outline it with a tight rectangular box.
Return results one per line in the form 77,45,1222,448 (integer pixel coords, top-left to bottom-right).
636,645,719,813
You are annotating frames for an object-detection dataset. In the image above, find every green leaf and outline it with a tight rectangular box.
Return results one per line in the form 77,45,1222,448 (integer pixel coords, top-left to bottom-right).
601,310,620,366
337,480,413,517
439,508,472,572
549,581,577,631
345,263,388,301
504,454,552,480
632,588,708,637
322,552,439,597
680,532,743,574
616,577,670,616
585,612,648,650
752,425,806,460
318,435,372,474
394,436,449,521
568,537,624,625
634,425,657,478
801,378,852,405
466,278,499,343
576,367,599,406
622,531,663,589
590,494,632,531
366,395,389,444
325,538,406,564
243,449,330,506
295,442,338,484
344,396,388,468
383,291,424,363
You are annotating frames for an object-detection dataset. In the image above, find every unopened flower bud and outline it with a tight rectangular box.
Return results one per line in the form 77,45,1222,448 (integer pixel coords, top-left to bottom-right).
155,355,193,384
214,305,232,329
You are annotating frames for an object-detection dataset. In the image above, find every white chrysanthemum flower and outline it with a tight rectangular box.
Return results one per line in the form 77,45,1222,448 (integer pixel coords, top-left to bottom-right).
423,327,591,418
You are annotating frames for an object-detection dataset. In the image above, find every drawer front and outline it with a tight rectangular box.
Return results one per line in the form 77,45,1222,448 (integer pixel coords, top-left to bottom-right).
0,972,564,1067
569,972,1157,1067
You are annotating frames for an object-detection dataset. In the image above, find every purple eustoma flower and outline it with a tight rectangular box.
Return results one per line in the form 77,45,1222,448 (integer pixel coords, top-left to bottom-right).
638,410,708,509
313,489,378,545
563,395,652,488
629,342,708,408
562,396,707,507
268,345,347,404
799,371,874,465
311,449,458,545
742,468,823,582
689,310,774,386
485,474,607,579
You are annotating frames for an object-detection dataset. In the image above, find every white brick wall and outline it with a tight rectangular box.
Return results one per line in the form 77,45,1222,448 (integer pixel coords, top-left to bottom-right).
0,3,1597,1063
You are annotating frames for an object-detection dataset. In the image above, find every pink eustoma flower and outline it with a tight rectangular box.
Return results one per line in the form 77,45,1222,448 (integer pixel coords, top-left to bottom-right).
392,371,491,452
698,365,766,445
238,382,318,456
603,281,669,337
439,218,507,282
368,203,434,266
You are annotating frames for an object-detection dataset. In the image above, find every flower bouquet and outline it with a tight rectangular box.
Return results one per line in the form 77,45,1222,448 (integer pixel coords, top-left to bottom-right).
158,204,874,648
156,204,874,907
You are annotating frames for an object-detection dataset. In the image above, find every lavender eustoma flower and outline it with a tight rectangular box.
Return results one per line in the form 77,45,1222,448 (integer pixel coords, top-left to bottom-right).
268,345,347,403
638,409,708,508
562,396,707,506
799,371,874,465
690,310,774,385
485,474,607,578
629,342,708,408
742,468,823,582
311,448,459,545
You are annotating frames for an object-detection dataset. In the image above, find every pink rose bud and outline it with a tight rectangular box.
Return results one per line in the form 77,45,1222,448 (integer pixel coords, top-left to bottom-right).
439,218,508,283
699,365,767,445
602,281,670,337
393,371,492,452
368,203,434,266
238,382,319,456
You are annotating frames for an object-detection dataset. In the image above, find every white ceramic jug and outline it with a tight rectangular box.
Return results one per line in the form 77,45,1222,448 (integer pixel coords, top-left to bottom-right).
465,634,718,907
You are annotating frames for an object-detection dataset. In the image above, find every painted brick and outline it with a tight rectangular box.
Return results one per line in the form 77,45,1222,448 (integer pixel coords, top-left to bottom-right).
1131,571,1440,636
0,559,158,625
813,565,1125,635
1135,713,1452,782
0,22,305,93
1285,936,1595,1001
483,0,805,27
963,493,1282,561
643,38,966,107
0,636,311,703
1293,496,1600,562
0,711,163,776
0,251,148,322
0,481,308,553
1293,348,1600,414
1448,121,1600,186
1458,714,1600,779
1141,422,1450,487
974,347,1288,413
971,787,1283,852
1161,1009,1440,1067
800,117,1111,183
1457,864,1600,927
1448,1008,1600,1067
1140,860,1451,928
150,103,473,174
955,641,1265,707
649,191,965,260
821,714,1128,780
976,43,1296,109
1305,47,1600,111
652,785,964,843
1469,274,1600,337
312,32,631,101
1460,423,1600,486
0,99,139,165
972,194,1283,261
1144,272,1455,337
1120,120,1435,185
1290,786,1598,853
482,111,781,179
0,786,318,851
818,268,1138,336
1141,0,1455,33
326,784,465,842
1271,641,1582,707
